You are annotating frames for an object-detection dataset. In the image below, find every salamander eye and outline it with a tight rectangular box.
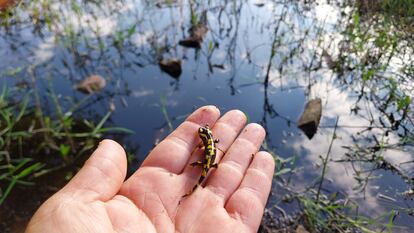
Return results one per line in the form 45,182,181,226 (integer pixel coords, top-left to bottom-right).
198,128,204,133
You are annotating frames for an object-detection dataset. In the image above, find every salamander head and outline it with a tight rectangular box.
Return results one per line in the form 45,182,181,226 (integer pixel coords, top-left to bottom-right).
198,125,211,136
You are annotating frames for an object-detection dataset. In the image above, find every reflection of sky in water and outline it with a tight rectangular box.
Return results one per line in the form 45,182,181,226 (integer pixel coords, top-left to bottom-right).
1,0,413,230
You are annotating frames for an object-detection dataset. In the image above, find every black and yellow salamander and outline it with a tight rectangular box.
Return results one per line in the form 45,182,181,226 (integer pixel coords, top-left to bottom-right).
183,125,219,197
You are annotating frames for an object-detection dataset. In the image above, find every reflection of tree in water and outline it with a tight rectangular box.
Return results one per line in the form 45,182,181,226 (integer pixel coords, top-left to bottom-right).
331,3,414,206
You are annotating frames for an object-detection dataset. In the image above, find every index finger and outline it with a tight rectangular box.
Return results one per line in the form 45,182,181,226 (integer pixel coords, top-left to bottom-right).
141,105,220,174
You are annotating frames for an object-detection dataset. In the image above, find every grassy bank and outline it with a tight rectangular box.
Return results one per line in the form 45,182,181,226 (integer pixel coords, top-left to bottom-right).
0,80,133,205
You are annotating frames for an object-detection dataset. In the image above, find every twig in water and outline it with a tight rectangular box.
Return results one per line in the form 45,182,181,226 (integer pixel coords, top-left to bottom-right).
316,116,339,202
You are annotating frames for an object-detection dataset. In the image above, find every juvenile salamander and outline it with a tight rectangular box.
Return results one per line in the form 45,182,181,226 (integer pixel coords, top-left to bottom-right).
183,125,218,197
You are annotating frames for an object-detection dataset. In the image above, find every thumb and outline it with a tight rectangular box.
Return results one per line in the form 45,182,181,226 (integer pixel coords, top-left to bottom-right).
61,139,127,201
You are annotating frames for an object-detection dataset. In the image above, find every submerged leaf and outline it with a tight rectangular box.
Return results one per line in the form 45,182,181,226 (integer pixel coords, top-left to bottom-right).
179,24,208,48
254,2,265,7
297,98,322,139
274,168,292,177
59,144,71,157
0,0,15,10
322,49,336,69
179,38,202,48
155,0,178,8
159,58,182,79
296,225,310,233
76,74,106,94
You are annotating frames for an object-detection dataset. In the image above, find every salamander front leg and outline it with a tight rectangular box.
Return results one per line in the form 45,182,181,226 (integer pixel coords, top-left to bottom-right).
190,161,204,167
197,141,205,149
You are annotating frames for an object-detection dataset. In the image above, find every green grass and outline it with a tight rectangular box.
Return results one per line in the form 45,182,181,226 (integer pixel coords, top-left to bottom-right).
337,3,413,139
359,0,414,21
0,83,133,205
264,124,402,232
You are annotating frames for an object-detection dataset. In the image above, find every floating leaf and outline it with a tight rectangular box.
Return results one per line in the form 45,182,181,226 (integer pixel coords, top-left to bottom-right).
76,74,106,94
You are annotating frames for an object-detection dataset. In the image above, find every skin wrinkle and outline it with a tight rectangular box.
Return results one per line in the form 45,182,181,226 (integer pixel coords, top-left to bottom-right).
193,106,220,123
235,137,260,151
146,192,175,233
205,162,248,203
244,124,265,139
183,206,200,233
90,155,124,182
94,140,126,174
238,186,264,209
228,192,261,233
166,120,204,152
103,205,117,233
218,161,245,179
128,169,180,224
136,166,171,178
68,188,101,204
56,200,93,232
209,122,242,154
186,117,216,131
248,168,272,185
114,196,152,230
177,192,202,233
205,186,226,203
219,110,247,126
154,140,194,174
157,192,176,224
138,191,175,230
164,136,192,155
46,201,72,231
214,121,241,138
82,163,119,201
152,211,173,233
169,196,181,221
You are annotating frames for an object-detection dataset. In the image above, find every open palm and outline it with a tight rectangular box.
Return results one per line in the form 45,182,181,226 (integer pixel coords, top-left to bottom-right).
26,106,275,233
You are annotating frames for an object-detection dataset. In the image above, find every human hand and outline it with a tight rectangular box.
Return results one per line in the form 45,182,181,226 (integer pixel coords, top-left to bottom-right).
25,106,275,233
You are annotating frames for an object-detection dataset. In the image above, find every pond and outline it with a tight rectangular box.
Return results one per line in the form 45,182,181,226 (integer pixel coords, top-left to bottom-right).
1,0,413,232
